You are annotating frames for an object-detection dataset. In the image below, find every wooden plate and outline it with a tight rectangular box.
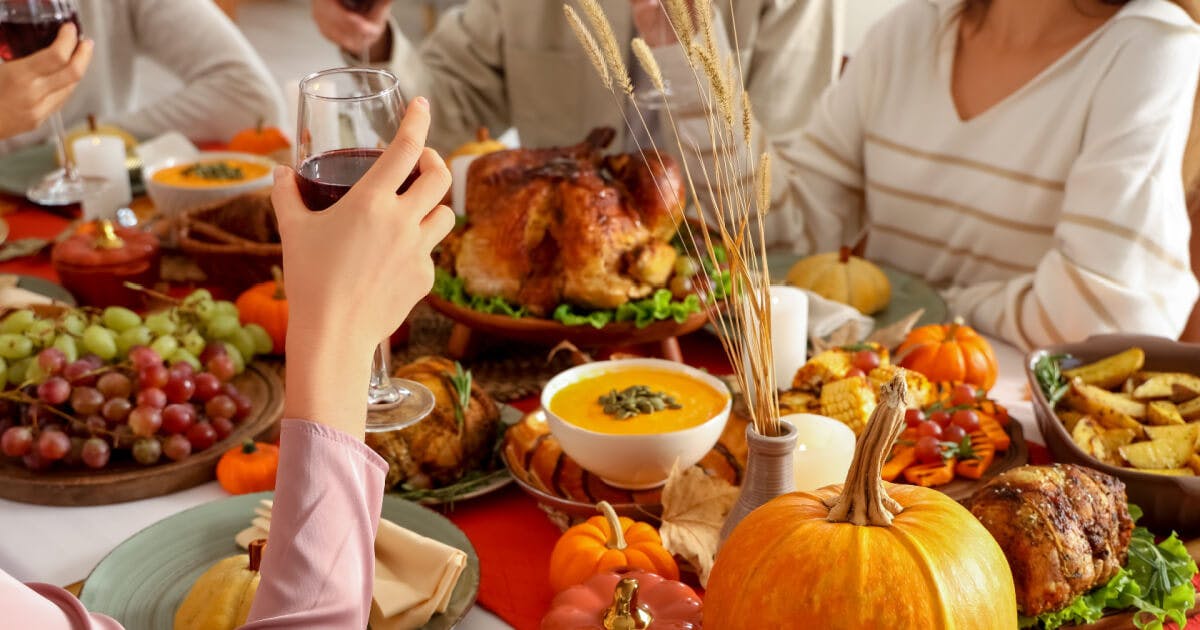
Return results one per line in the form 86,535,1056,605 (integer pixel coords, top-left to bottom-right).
78,492,479,630
425,293,713,348
0,362,283,506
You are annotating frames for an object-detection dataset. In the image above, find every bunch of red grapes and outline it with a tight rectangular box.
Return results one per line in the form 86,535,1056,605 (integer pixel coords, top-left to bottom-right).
0,343,252,471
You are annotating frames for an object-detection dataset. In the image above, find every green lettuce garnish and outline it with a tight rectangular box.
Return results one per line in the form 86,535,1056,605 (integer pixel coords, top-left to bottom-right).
432,269,705,329
1019,505,1197,630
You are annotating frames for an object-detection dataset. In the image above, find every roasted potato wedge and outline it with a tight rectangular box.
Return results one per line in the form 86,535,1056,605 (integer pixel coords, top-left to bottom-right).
1072,417,1121,465
1101,427,1138,450
1120,433,1194,470
779,389,819,416
1132,373,1200,400
1057,410,1086,433
1189,453,1200,475
1064,379,1146,436
1143,423,1200,448
1063,348,1145,389
1147,401,1186,426
1179,396,1200,420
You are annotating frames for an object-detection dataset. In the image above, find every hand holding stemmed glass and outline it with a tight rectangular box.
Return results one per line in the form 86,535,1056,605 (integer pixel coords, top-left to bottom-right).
0,0,104,205
284,67,451,435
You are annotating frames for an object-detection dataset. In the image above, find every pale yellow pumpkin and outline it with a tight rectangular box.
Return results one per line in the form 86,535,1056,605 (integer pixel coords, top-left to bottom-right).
448,127,506,160
174,539,264,630
786,247,891,315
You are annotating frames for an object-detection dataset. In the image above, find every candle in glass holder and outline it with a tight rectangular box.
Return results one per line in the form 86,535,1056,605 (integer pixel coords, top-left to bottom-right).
783,413,856,492
72,134,131,209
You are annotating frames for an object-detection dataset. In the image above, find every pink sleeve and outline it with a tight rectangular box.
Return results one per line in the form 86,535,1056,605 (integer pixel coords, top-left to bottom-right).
243,418,388,628
0,572,121,629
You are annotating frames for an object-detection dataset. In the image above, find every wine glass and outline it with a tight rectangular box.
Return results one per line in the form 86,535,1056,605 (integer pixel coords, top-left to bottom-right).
0,0,105,205
295,67,435,432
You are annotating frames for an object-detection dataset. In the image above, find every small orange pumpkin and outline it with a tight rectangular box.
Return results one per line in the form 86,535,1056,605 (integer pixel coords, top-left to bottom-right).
235,267,287,354
896,317,999,390
217,440,279,495
229,119,291,162
548,501,678,593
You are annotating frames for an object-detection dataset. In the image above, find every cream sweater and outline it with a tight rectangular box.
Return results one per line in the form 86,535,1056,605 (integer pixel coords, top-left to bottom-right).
773,0,1200,349
0,0,283,154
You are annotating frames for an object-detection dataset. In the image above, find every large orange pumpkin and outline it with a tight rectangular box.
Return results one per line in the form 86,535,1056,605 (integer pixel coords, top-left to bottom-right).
896,317,999,390
705,374,1017,629
235,267,287,354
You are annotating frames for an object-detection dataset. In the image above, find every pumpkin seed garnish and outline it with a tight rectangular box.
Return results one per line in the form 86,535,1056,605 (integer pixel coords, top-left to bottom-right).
182,161,245,181
598,385,682,420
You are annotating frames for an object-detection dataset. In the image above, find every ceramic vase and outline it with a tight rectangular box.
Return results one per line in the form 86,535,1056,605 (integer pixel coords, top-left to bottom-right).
719,419,798,545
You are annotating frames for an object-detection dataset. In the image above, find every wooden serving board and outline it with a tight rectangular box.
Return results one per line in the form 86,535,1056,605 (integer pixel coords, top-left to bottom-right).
0,362,283,506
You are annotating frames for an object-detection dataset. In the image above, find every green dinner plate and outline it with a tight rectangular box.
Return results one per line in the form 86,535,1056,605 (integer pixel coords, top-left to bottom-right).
15,275,76,306
765,251,949,328
79,492,480,630
0,142,144,198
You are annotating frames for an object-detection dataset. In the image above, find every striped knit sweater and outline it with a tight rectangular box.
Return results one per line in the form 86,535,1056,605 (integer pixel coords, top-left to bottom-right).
763,0,1200,350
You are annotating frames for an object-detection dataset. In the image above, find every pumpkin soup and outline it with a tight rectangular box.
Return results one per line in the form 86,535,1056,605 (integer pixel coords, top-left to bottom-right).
550,367,728,435
152,159,270,188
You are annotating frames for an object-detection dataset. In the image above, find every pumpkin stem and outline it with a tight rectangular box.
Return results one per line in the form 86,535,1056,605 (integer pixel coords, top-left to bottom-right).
241,440,258,455
603,577,653,630
87,114,97,133
270,266,286,300
94,219,125,250
947,316,965,339
248,539,266,572
823,373,909,526
597,501,627,551
475,127,491,143
838,246,852,264
255,117,265,134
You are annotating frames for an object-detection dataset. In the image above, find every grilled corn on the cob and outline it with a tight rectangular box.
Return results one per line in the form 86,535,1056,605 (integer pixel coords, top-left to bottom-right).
793,350,853,392
779,389,820,416
820,376,877,435
868,365,933,409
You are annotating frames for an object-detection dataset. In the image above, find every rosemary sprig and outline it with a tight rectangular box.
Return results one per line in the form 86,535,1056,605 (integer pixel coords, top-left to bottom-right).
449,362,472,430
1034,353,1071,408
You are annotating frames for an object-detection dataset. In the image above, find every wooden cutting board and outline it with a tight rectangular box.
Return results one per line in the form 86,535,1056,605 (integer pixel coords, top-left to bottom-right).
0,362,283,506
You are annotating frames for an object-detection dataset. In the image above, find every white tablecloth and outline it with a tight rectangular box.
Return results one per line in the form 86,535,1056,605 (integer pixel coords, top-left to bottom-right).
0,338,1036,629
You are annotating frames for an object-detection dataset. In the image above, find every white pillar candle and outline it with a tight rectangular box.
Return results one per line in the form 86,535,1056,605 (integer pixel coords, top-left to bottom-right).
72,135,131,210
783,413,857,492
770,285,809,390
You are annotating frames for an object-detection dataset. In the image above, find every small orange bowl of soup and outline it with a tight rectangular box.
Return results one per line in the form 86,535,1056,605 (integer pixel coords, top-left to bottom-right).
541,358,732,489
143,151,275,219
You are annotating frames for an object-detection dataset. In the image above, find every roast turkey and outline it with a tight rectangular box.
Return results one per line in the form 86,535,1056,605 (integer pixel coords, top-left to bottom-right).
454,128,686,315
969,464,1134,616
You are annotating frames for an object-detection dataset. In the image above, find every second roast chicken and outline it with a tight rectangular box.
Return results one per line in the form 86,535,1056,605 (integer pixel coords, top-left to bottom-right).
454,128,687,315
970,464,1134,616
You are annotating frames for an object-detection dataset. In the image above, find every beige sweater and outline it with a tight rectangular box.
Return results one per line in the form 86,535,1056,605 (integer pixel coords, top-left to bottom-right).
774,0,1200,348
0,0,283,154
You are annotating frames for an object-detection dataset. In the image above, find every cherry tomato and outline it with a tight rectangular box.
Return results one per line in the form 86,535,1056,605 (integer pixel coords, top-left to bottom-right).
943,424,968,445
914,436,943,464
929,410,952,428
846,367,867,379
950,384,978,408
952,409,981,432
904,408,926,428
916,420,943,439
851,350,880,373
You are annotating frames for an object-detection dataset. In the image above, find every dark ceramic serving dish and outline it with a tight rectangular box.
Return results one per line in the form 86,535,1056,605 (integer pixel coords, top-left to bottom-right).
1026,334,1200,535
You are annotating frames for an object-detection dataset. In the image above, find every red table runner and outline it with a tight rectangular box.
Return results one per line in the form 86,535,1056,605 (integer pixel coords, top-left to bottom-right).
1,198,1194,630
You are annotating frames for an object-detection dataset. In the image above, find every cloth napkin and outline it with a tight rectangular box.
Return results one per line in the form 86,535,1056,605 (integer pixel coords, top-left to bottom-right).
235,499,468,630
803,289,875,341
0,275,57,308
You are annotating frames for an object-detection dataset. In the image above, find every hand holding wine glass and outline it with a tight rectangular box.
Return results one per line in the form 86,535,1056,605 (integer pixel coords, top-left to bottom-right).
0,22,92,141
274,94,454,438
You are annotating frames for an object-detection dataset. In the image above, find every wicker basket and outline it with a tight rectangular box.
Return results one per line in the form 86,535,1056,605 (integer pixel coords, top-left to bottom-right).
177,189,282,294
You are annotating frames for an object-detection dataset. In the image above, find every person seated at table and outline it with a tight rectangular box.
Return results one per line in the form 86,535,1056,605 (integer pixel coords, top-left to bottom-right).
0,0,284,152
767,0,1200,349
311,0,841,245
0,98,456,628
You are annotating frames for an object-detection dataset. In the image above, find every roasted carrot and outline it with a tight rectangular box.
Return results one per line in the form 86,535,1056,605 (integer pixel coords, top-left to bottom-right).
978,399,1011,427
956,434,995,479
883,445,916,482
904,457,957,487
978,414,1011,451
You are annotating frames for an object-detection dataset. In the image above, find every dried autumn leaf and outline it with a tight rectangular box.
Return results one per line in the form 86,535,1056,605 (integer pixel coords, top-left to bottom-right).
658,463,738,586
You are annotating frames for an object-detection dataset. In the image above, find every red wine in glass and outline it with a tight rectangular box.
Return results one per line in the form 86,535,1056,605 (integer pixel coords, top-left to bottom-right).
339,0,381,14
296,148,420,211
0,8,78,61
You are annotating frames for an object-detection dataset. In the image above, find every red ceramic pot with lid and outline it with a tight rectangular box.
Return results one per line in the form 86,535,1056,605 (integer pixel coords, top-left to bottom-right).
52,220,161,308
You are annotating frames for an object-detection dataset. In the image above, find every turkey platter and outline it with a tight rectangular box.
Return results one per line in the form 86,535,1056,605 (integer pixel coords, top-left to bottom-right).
443,128,694,318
